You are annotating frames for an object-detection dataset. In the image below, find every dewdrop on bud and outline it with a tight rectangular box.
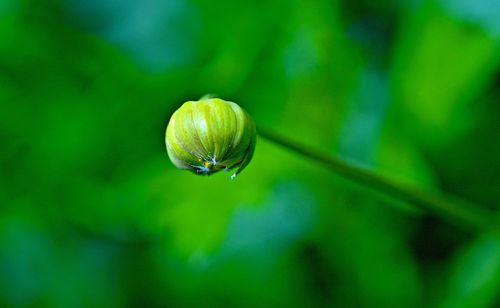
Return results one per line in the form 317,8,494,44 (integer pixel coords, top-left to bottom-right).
165,97,256,179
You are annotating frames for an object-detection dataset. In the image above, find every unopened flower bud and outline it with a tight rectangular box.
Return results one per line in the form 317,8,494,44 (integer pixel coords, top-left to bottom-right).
165,97,256,179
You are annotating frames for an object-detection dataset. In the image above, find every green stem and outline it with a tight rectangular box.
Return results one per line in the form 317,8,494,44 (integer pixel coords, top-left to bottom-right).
258,128,500,233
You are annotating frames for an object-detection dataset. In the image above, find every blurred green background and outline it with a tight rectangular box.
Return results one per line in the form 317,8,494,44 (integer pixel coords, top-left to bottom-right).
1,0,500,307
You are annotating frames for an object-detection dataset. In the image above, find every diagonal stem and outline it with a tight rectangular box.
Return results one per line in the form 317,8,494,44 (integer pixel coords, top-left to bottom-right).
258,128,500,234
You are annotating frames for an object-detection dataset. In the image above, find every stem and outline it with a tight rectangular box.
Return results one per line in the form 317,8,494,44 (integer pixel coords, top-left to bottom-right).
258,128,500,233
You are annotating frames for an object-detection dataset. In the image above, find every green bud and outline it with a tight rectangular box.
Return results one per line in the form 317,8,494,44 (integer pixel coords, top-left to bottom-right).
165,97,256,179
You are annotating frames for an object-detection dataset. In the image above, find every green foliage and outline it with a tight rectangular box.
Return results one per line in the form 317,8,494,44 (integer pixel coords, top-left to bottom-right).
1,0,499,307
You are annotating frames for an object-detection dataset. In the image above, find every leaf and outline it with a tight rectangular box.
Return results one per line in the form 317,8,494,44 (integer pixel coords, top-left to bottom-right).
440,234,500,308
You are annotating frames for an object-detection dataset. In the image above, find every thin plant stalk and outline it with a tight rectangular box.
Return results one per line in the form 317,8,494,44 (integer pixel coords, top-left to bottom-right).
258,128,500,234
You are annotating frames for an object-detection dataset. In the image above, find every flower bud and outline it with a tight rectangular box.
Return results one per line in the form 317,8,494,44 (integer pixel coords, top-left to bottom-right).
165,97,256,179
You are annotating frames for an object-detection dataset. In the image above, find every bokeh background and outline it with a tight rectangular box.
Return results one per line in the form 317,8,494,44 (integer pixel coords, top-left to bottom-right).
1,0,500,307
